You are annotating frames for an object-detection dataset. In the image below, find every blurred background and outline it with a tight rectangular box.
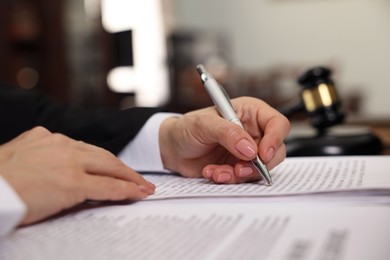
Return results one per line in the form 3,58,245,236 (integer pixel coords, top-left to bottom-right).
1,0,389,119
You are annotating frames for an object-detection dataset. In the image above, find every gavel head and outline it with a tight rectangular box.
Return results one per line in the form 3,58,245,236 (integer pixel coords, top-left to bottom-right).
298,67,345,130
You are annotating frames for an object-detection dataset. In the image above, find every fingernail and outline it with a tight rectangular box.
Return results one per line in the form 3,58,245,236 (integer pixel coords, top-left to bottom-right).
138,185,148,193
203,169,213,179
266,147,275,162
139,185,154,195
236,139,256,158
239,166,254,177
147,181,156,189
217,172,231,183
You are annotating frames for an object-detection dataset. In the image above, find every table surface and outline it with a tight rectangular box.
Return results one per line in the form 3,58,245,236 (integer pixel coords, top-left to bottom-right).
289,119,390,155
370,126,390,155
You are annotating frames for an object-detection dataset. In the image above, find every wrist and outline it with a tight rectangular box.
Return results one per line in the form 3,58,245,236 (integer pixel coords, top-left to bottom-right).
159,117,180,172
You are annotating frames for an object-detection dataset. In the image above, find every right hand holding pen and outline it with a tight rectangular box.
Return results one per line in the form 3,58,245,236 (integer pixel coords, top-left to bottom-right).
0,127,155,226
159,97,290,184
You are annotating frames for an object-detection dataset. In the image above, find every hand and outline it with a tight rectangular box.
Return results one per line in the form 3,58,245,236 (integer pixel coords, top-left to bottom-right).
0,127,155,226
159,97,290,184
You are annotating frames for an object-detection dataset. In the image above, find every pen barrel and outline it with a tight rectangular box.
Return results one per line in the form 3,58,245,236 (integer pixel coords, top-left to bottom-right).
197,64,272,185
230,118,244,128
203,80,238,122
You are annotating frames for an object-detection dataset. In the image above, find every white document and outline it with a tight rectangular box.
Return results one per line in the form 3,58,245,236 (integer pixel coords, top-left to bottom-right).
145,156,390,200
1,203,389,260
2,156,390,259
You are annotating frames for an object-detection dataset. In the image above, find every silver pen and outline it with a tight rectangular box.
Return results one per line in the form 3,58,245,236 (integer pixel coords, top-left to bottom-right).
196,64,273,186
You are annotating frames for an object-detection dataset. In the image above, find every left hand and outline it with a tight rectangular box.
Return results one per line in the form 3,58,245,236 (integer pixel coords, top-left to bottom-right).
159,96,290,184
0,127,155,226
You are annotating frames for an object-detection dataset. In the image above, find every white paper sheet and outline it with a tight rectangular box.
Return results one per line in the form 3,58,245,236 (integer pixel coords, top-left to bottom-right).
145,156,390,200
1,203,389,260
2,156,390,259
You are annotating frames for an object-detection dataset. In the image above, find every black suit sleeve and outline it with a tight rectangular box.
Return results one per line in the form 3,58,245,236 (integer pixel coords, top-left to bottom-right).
0,82,161,155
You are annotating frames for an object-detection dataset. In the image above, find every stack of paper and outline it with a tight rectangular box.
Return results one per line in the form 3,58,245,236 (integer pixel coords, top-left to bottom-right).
1,156,390,260
145,156,390,203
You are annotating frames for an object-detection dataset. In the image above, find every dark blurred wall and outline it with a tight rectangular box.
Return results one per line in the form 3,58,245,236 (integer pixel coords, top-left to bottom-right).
0,0,125,109
0,0,70,103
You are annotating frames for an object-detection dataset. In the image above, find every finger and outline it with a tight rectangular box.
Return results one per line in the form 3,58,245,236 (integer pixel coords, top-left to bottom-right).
258,114,290,163
229,97,290,163
202,164,257,184
59,139,155,192
82,175,152,202
266,143,286,171
233,161,262,182
205,164,234,184
202,165,218,180
82,154,156,194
